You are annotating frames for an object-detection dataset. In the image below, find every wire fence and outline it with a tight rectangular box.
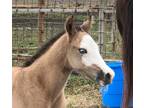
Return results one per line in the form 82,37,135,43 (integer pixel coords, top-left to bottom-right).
13,0,115,8
12,0,122,66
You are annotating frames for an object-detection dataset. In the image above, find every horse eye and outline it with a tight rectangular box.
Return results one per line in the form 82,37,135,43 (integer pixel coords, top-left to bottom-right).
79,48,87,54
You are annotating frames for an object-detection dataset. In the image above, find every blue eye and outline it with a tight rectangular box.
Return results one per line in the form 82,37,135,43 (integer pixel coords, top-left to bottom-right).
79,48,87,54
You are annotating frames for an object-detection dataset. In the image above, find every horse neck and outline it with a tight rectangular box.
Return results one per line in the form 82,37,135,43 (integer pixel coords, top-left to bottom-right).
25,33,72,98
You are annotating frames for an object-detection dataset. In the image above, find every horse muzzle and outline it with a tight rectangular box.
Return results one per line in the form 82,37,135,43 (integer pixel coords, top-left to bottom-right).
96,70,112,86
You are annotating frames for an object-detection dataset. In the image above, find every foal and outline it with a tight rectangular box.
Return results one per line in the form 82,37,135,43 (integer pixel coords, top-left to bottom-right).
13,16,115,108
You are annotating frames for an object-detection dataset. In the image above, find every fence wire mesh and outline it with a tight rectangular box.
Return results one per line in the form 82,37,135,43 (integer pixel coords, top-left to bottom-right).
12,0,122,66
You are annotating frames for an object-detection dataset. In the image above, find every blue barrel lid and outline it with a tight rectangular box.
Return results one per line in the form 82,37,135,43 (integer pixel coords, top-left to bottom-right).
105,60,123,68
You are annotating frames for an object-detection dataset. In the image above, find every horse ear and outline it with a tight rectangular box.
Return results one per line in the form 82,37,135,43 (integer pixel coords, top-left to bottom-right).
65,15,76,37
80,16,91,32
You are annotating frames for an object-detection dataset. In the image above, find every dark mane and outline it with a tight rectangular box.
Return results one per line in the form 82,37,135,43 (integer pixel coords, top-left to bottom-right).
23,26,82,67
23,30,65,67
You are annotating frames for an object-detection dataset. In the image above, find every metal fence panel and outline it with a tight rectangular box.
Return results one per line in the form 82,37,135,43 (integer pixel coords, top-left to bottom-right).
12,0,122,66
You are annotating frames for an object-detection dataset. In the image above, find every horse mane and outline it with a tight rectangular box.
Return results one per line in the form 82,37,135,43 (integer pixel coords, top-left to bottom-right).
23,26,82,67
116,0,133,107
23,31,65,67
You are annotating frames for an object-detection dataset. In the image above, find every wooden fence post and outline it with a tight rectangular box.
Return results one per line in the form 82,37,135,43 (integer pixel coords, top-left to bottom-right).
98,0,104,54
111,7,116,52
38,0,45,47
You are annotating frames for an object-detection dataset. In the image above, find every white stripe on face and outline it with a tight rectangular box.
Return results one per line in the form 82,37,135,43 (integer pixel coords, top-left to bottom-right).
80,34,115,79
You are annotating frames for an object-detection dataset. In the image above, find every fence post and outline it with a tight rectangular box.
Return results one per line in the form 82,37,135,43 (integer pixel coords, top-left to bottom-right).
111,6,116,52
38,0,45,47
98,0,104,54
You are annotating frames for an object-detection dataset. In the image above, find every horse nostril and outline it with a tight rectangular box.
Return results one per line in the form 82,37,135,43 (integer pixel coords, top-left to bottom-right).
105,73,111,80
104,73,111,85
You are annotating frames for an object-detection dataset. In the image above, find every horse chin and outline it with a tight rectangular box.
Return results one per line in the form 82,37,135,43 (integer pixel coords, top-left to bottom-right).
72,69,98,81
98,80,105,86
96,79,112,87
74,70,111,86
79,70,96,81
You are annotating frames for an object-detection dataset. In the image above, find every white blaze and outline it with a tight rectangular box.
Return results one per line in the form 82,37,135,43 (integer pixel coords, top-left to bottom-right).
80,34,115,79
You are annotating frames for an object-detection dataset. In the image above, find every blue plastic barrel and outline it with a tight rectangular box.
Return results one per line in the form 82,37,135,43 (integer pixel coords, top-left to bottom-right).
102,61,124,107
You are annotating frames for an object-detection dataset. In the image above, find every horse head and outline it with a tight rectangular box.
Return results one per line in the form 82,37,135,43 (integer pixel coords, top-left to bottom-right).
65,16,115,86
